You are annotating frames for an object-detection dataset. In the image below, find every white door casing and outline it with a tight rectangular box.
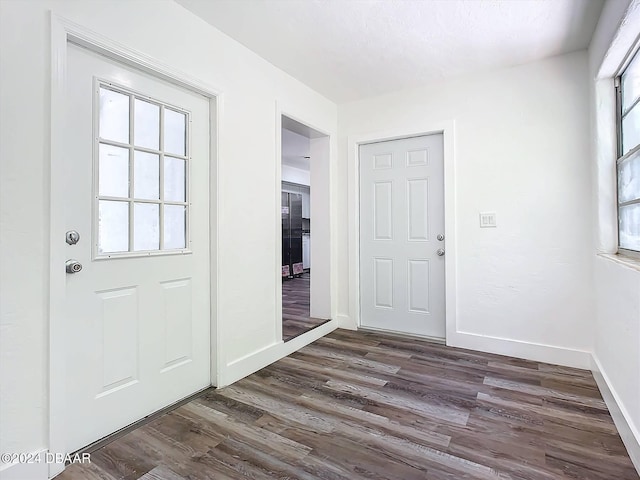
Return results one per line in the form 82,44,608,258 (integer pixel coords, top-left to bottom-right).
359,134,445,339
63,43,211,452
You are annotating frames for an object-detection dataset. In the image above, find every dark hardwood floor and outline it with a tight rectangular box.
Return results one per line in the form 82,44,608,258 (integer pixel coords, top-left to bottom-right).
59,329,639,480
282,272,329,341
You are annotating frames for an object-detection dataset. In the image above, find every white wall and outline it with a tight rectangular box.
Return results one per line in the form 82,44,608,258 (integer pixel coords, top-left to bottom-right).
588,0,640,469
310,136,332,319
338,51,594,366
0,0,337,469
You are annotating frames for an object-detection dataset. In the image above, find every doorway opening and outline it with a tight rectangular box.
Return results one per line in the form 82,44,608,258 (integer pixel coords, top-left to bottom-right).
280,115,330,341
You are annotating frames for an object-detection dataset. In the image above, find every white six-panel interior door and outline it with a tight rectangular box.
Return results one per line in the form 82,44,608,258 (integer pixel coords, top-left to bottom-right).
359,134,446,339
63,43,211,452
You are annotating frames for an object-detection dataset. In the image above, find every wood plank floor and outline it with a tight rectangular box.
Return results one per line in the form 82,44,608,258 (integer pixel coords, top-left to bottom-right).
59,329,639,480
282,272,329,341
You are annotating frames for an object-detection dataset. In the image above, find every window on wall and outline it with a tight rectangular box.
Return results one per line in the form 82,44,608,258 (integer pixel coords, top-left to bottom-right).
96,83,189,258
616,49,640,254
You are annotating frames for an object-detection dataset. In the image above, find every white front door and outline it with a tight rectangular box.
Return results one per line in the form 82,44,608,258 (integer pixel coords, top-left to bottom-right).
359,134,445,339
63,43,211,452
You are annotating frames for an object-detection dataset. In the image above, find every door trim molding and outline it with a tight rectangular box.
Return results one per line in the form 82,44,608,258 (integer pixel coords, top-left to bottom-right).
49,13,222,478
346,121,457,342
274,102,337,339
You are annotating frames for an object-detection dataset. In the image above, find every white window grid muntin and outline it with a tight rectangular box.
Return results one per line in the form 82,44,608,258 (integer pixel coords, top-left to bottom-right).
93,78,192,259
615,45,640,257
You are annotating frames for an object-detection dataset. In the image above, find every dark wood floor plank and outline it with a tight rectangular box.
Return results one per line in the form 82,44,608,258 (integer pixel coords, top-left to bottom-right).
88,440,156,480
324,379,470,426
137,466,185,480
58,328,639,480
179,401,314,461
56,462,120,480
301,344,402,374
114,422,225,480
483,376,608,410
279,428,434,480
239,373,454,451
213,436,319,480
277,354,389,387
282,272,329,341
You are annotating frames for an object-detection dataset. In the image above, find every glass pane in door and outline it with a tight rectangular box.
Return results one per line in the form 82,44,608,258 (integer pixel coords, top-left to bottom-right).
133,202,160,251
164,205,186,249
99,88,129,144
99,144,129,198
98,200,129,253
164,157,186,202
134,99,160,150
134,151,160,200
164,109,186,156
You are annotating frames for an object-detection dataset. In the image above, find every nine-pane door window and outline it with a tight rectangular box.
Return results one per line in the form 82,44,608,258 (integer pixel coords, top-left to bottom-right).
96,83,189,257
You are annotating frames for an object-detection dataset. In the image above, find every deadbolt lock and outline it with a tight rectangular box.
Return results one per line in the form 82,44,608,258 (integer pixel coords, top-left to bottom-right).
437,234,445,241
66,230,80,245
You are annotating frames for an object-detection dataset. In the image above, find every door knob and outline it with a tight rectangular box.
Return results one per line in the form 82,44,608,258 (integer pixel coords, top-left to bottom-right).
65,259,83,274
436,248,445,257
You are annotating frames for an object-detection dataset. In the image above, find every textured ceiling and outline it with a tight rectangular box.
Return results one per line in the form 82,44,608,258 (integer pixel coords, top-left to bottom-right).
176,0,604,103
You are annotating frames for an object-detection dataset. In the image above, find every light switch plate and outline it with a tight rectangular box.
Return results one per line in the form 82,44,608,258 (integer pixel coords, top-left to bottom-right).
480,212,497,228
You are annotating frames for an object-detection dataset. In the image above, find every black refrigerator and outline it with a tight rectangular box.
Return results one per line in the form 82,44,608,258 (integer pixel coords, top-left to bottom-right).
282,192,304,278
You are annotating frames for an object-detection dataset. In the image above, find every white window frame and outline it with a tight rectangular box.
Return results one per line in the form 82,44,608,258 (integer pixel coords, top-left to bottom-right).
93,78,192,259
615,44,640,259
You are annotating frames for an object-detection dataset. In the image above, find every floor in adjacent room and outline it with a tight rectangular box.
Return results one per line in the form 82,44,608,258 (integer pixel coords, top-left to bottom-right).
282,272,329,341
59,329,639,480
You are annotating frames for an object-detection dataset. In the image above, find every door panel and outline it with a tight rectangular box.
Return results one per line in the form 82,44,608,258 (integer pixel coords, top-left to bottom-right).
64,43,211,452
374,257,394,308
373,182,393,240
95,287,138,396
408,259,430,313
360,135,445,338
161,278,193,370
407,178,429,241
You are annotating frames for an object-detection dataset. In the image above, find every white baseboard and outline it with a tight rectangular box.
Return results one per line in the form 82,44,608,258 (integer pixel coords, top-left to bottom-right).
591,354,640,475
447,330,592,369
220,319,338,387
0,449,48,480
